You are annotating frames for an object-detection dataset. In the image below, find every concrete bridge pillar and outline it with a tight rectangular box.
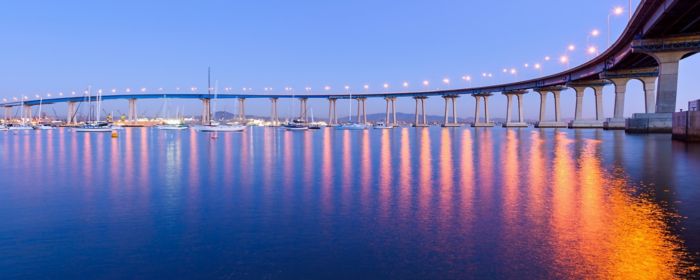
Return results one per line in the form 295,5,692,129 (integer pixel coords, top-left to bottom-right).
66,101,78,124
647,51,691,114
413,96,428,127
640,77,657,113
502,90,527,127
237,98,246,121
328,98,337,125
201,98,211,125
472,93,494,127
359,98,368,124
591,86,604,121
391,97,397,126
441,95,459,127
537,91,547,123
270,98,279,126
128,98,137,123
517,93,525,123
534,86,567,128
384,97,397,126
552,90,563,123
572,87,585,121
604,79,629,129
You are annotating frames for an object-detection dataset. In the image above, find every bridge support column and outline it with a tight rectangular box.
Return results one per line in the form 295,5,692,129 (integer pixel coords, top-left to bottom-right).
604,79,628,129
237,98,246,122
4,106,11,121
565,82,607,128
270,98,279,126
572,87,584,121
361,98,367,124
471,93,494,127
391,97,397,126
413,96,428,127
128,98,137,123
629,35,700,133
502,90,528,127
328,98,337,125
641,77,657,113
299,98,308,122
648,51,691,114
201,98,211,125
67,101,78,124
442,95,459,127
534,86,567,128
384,97,396,126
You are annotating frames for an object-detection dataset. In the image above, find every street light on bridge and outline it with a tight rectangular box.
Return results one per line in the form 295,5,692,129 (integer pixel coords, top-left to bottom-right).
608,6,624,47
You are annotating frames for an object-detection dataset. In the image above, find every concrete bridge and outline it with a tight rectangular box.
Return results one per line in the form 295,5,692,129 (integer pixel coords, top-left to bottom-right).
3,0,700,132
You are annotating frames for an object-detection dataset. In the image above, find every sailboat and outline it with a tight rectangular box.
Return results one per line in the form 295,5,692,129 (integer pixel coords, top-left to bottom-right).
34,98,55,130
157,95,188,130
194,68,245,133
308,108,322,129
74,87,113,132
9,98,34,130
336,92,367,130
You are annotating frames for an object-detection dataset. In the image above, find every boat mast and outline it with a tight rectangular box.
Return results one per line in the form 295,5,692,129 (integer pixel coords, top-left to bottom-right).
207,67,212,125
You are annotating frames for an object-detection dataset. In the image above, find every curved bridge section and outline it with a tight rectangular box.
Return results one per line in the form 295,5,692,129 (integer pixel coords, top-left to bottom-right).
3,0,700,132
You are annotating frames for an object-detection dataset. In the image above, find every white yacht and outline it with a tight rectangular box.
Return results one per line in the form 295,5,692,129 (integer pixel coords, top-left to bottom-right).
157,124,188,130
283,119,309,131
74,122,113,132
9,124,34,131
35,125,55,130
336,123,368,130
0,124,9,131
194,124,245,132
373,122,393,129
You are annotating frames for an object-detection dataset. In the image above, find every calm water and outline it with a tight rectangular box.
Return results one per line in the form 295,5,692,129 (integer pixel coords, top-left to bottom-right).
0,127,699,279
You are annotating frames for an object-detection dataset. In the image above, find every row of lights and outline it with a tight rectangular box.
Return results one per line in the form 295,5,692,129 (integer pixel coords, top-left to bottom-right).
4,6,629,103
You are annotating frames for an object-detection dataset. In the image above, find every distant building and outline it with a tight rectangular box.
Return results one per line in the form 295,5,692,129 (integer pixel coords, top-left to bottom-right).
690,100,699,111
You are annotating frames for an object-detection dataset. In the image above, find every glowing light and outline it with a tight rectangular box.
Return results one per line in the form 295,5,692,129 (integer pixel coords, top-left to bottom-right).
111,89,117,93
534,63,541,69
502,68,508,73
524,63,529,68
126,88,132,93
591,29,600,37
422,80,429,86
344,85,349,90
363,84,369,90
544,56,551,61
442,78,450,84
462,75,471,81
568,44,576,51
613,6,624,15
587,46,598,54
383,83,389,89
510,68,517,74
140,87,147,92
560,55,569,63
402,81,409,87
307,87,313,92
324,86,331,91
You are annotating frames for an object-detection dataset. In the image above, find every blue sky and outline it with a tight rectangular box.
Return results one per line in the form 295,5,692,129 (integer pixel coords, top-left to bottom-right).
1,0,698,120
